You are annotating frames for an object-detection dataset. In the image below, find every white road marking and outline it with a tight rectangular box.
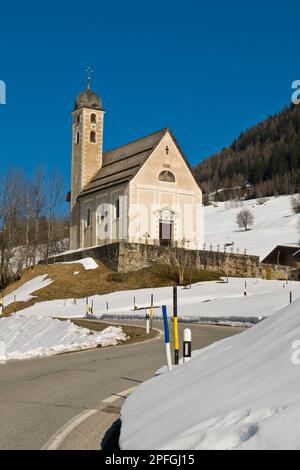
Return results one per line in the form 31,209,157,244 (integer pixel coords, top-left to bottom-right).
101,385,138,403
102,395,119,404
43,385,138,449
118,385,138,397
42,409,98,450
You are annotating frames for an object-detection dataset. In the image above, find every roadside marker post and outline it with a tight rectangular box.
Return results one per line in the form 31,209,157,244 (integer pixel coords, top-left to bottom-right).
290,291,293,304
183,328,192,363
85,299,94,317
150,294,154,331
162,305,172,371
173,286,180,365
244,281,247,296
134,303,160,326
0,292,4,314
85,298,89,318
145,311,150,335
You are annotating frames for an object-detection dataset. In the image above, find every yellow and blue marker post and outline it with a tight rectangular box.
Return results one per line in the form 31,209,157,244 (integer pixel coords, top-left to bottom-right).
173,286,179,365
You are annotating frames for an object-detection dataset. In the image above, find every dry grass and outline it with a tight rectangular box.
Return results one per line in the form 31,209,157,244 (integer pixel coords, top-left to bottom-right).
2,260,222,316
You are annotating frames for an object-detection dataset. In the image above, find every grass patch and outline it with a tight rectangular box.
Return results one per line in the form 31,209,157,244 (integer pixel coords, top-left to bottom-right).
150,264,223,285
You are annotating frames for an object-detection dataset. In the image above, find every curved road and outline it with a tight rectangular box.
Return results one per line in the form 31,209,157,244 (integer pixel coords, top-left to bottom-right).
0,321,244,450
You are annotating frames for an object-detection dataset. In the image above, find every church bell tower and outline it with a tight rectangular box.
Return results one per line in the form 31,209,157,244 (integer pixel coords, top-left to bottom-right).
70,68,105,249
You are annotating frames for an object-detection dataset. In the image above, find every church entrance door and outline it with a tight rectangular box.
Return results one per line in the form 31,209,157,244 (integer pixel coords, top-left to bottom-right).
159,220,173,247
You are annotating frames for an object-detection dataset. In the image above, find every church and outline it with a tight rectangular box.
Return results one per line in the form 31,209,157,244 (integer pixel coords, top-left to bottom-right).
69,79,203,251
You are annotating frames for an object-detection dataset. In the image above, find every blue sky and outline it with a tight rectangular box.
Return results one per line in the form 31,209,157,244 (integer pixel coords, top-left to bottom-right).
0,0,299,191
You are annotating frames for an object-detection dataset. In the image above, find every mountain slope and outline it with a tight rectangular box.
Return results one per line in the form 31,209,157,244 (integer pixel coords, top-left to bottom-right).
195,104,300,201
204,195,299,258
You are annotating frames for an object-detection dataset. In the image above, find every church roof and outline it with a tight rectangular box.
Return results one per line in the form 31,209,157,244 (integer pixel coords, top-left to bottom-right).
78,128,169,197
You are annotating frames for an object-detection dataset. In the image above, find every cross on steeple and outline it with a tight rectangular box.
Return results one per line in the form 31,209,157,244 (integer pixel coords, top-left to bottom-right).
86,66,93,90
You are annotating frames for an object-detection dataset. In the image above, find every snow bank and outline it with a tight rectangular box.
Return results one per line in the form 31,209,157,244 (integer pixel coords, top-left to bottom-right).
204,195,299,258
120,298,300,450
17,277,300,324
0,315,127,362
3,275,53,307
56,257,98,270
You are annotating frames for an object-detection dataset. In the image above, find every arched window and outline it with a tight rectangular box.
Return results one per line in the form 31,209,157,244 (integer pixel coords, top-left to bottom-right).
77,114,80,124
76,132,80,144
87,208,91,227
114,199,120,219
158,170,176,183
90,131,96,143
90,113,96,123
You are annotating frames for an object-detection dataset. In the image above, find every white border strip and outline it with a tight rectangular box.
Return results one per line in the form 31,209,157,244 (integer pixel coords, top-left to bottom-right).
102,385,138,403
42,409,98,450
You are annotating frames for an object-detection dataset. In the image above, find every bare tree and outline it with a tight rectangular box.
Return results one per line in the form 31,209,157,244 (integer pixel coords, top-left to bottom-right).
44,172,63,264
256,197,268,205
171,248,192,285
31,168,46,266
297,217,300,244
0,165,68,286
0,168,24,287
236,208,254,231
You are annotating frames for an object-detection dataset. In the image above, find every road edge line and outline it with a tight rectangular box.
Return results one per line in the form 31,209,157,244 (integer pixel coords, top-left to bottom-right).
42,408,98,450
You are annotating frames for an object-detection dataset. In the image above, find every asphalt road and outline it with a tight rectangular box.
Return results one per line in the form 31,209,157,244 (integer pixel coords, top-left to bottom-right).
0,321,244,450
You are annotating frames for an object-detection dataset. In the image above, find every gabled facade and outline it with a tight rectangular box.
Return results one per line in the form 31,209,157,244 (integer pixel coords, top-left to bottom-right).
70,85,203,250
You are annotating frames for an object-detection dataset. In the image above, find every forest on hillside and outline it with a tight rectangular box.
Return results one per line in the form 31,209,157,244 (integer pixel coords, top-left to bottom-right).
195,103,300,203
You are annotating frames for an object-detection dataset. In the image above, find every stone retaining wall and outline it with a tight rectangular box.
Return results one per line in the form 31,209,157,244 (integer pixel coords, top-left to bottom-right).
48,242,261,277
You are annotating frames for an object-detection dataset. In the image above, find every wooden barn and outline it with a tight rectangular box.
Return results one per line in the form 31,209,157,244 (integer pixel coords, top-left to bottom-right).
262,245,300,280
262,245,300,267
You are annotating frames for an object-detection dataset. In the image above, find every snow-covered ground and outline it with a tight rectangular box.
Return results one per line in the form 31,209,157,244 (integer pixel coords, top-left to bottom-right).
120,298,300,450
55,257,99,270
3,275,53,307
204,195,299,259
11,277,300,325
0,314,127,363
